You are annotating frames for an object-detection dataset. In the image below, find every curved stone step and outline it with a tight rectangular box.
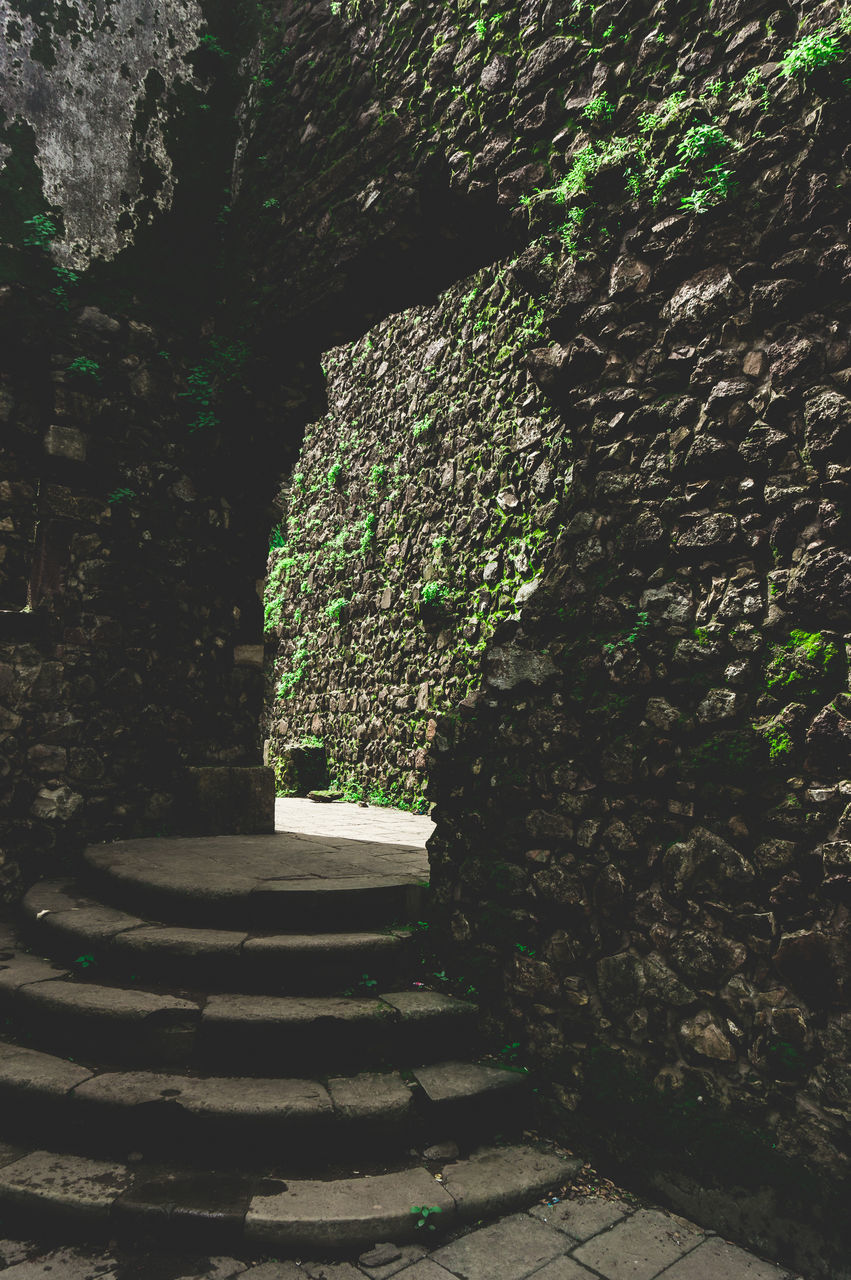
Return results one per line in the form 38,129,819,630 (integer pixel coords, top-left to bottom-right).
0,1041,529,1165
0,950,477,1071
22,882,415,994
0,1142,577,1253
82,833,428,931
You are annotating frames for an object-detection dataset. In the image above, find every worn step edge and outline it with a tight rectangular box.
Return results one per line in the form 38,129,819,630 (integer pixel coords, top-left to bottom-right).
0,951,477,1070
0,1041,528,1162
0,1143,578,1253
81,842,427,932
21,882,414,993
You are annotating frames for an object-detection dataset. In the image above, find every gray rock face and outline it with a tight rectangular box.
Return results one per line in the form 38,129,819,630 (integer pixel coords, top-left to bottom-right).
0,0,204,265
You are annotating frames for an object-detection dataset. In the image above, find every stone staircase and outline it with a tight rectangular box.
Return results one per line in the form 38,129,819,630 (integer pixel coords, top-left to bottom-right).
0,829,572,1255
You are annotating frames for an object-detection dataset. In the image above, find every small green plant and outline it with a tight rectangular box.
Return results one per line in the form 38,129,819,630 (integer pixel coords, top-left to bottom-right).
369,462,388,492
582,92,615,123
602,610,649,654
765,629,840,695
680,165,735,213
779,29,843,76
559,205,588,255
262,197,280,209
277,640,308,699
360,512,378,554
66,356,101,383
412,416,432,440
300,734,323,749
411,1205,443,1230
269,525,286,550
325,596,348,625
198,32,230,56
327,461,344,488
107,487,137,505
676,124,731,162
22,213,58,249
51,265,78,310
73,954,95,969
498,1040,522,1066
763,726,793,760
421,581,451,611
741,66,771,110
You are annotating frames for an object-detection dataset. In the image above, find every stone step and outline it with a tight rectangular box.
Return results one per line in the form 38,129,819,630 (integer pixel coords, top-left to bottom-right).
82,834,428,932
0,1142,577,1254
0,950,477,1072
22,882,415,994
0,1042,529,1166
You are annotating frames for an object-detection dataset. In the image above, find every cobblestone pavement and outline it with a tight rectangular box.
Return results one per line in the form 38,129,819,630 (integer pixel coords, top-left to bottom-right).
275,798,435,847
0,1188,804,1279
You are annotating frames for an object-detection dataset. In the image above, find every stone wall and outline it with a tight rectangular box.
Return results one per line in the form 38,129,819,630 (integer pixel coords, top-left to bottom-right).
254,2,851,1272
2,0,851,1270
0,0,277,891
265,258,564,806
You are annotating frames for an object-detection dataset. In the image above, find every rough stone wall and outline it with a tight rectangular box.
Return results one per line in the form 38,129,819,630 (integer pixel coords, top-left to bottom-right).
0,287,272,889
0,1,277,891
265,259,563,806
250,1,851,1271
2,0,851,1268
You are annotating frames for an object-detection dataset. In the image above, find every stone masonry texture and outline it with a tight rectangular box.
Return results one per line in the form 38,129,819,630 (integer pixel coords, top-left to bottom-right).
1,0,851,1274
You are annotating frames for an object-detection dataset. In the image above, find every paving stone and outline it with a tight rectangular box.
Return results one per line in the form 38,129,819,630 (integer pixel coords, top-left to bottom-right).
573,1208,705,1280
360,1242,404,1267
520,1258,602,1279
172,1258,248,1280
358,1243,427,1279
303,1262,365,1280
657,1235,794,1278
0,1150,132,1222
529,1193,633,1241
275,798,433,847
0,1040,95,1095
431,1213,567,1280
240,1263,304,1279
0,1244,118,1279
245,1168,455,1252
387,1264,453,1280
327,1071,413,1122
0,1238,40,1267
440,1146,576,1220
411,1062,524,1104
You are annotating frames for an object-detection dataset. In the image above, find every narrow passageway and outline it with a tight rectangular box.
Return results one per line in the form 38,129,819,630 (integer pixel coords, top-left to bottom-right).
275,796,435,849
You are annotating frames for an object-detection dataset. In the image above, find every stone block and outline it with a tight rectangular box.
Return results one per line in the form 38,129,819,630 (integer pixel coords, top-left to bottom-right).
44,426,87,462
182,766,275,835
